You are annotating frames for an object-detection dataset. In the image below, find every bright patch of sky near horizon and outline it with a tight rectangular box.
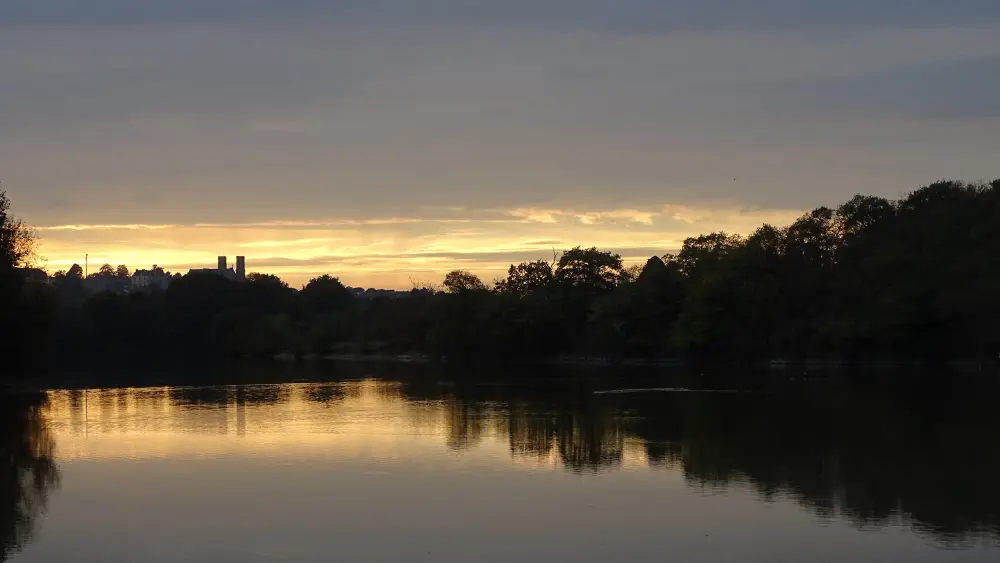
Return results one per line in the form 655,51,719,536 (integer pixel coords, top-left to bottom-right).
2,1,999,288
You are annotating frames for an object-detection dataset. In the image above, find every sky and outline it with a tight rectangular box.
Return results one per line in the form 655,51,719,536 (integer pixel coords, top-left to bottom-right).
3,1,999,288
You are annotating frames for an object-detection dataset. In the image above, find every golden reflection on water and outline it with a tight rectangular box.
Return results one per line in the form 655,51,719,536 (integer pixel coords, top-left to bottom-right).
42,381,651,471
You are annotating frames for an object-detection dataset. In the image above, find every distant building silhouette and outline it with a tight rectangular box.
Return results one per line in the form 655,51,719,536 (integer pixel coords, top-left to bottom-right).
188,256,246,282
131,269,172,292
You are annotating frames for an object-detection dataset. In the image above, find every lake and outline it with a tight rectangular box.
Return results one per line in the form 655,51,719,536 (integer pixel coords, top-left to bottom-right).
3,364,999,562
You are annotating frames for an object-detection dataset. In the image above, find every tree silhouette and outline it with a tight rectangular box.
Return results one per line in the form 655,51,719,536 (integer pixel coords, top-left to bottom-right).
554,247,624,293
247,272,288,289
0,190,52,369
494,260,553,297
94,264,115,278
0,191,37,269
443,270,487,294
301,275,353,315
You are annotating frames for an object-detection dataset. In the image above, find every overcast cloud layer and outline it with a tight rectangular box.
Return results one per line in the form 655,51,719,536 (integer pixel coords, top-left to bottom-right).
4,1,1000,30
2,1,999,286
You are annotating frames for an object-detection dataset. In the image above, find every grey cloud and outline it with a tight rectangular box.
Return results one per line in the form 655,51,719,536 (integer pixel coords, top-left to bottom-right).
3,3,999,225
4,1,1000,31
365,1,1000,32
776,57,1000,119
0,29,380,130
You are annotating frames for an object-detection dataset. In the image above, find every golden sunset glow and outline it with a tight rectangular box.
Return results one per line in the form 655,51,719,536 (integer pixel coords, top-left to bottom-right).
34,204,804,288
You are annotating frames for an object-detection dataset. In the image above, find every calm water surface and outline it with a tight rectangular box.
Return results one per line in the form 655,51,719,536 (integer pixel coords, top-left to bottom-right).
3,368,999,562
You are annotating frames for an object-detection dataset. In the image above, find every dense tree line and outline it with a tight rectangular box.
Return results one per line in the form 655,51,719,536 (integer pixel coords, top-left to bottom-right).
2,178,1000,372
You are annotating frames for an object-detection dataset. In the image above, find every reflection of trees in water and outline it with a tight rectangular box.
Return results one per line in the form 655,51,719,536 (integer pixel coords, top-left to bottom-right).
507,406,557,461
302,383,347,405
630,391,1000,546
429,380,1000,545
168,384,292,407
0,396,59,562
444,399,485,451
441,386,628,472
553,404,624,473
